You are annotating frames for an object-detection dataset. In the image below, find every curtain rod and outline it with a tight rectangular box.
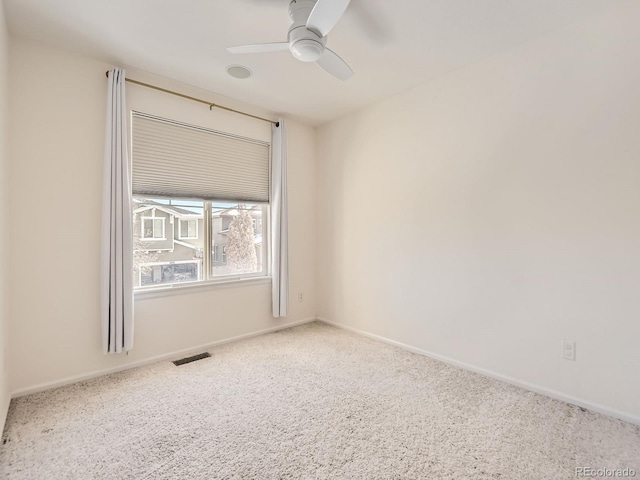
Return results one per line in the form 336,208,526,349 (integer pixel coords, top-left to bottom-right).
105,71,279,127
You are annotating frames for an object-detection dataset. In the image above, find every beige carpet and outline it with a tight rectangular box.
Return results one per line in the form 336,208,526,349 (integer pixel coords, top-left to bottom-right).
1,322,639,479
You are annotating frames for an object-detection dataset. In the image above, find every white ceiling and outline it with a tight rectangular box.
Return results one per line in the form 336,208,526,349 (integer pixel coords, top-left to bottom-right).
3,0,624,125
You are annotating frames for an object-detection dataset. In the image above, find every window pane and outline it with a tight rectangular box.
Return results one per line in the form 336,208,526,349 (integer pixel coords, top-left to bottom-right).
133,196,204,288
153,218,164,238
142,219,154,239
211,203,264,277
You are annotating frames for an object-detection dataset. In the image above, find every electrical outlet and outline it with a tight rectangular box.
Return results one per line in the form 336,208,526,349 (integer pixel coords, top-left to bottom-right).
561,339,576,361
298,292,304,302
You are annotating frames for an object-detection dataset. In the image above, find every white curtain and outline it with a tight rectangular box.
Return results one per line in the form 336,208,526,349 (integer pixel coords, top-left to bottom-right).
271,119,289,317
101,68,134,353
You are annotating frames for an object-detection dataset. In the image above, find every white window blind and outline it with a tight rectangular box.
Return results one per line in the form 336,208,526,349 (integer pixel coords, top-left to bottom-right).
131,112,270,202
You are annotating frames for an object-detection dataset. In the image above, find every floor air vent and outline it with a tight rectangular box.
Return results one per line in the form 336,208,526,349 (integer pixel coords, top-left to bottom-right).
173,352,211,366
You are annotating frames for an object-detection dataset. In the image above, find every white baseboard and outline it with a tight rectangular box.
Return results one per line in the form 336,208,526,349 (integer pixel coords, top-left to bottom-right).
317,318,640,426
11,317,316,399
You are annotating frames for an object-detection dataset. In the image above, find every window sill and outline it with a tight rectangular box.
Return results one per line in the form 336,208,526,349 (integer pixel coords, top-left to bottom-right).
134,276,271,300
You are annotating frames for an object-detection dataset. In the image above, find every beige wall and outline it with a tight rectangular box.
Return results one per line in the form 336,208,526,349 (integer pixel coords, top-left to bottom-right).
317,4,640,421
0,0,10,432
8,37,316,393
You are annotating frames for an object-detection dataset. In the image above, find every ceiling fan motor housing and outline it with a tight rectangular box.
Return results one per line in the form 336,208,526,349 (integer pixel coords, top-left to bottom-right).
288,0,326,62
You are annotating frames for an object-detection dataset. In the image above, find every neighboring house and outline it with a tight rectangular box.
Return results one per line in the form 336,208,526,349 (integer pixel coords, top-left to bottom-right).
133,199,264,287
133,198,204,287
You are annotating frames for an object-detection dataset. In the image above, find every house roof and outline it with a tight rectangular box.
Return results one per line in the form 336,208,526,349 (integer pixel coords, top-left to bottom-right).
174,240,201,251
133,200,203,218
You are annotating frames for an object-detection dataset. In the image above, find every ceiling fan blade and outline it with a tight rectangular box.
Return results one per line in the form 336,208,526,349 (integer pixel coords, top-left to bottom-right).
316,48,353,81
227,42,289,54
306,0,351,37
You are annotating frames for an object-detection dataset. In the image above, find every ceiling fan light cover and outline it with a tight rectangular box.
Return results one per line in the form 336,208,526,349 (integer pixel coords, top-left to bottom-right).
290,39,324,62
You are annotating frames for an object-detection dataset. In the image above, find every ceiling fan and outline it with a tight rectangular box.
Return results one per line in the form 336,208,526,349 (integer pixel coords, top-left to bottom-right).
228,0,354,81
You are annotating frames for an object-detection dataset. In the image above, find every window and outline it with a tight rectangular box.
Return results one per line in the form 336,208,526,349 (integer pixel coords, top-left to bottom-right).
133,198,266,288
141,217,165,240
179,219,198,239
131,112,270,290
